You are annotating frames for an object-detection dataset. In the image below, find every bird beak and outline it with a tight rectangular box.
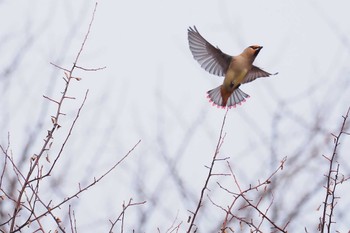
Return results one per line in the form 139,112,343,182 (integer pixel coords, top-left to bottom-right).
255,46,263,55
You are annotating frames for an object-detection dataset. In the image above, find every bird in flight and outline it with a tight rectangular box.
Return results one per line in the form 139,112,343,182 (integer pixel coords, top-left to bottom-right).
187,26,277,109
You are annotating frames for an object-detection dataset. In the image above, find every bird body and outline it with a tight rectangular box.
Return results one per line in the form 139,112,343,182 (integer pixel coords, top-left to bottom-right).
187,26,277,109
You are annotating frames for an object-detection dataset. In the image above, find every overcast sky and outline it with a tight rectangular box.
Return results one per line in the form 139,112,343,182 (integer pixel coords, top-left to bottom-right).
1,0,350,232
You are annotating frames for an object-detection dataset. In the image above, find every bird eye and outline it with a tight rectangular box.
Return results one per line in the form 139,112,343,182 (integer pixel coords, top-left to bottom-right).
249,46,258,50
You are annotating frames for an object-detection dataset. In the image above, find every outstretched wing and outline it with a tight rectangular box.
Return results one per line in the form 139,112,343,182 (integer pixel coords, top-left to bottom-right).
242,66,278,84
188,26,232,77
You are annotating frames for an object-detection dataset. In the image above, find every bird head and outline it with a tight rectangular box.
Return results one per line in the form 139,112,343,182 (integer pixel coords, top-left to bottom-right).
242,45,263,61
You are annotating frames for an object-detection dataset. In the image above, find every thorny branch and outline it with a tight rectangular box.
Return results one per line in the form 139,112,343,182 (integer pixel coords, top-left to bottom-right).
218,157,288,232
68,205,78,233
187,109,229,233
0,3,125,232
319,107,350,233
109,198,147,233
164,211,183,233
22,139,141,231
7,2,101,230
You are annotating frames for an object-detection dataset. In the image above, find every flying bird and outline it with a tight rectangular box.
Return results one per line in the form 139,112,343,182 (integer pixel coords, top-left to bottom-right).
187,26,277,109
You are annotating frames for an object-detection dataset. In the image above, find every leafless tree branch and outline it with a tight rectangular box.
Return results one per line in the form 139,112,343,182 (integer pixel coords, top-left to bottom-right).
218,157,288,232
319,107,350,233
109,198,146,233
187,109,229,233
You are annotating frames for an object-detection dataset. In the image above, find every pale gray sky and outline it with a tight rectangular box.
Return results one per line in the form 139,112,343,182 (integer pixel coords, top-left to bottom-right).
1,0,350,232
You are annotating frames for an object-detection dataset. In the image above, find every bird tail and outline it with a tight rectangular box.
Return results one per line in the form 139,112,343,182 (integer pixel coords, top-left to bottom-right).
207,85,250,109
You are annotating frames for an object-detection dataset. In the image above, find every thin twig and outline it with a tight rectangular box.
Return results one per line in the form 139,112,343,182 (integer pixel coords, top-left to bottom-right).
109,198,146,233
0,133,10,187
240,194,286,232
50,62,70,72
165,210,182,233
73,2,98,66
42,89,89,179
187,109,229,233
27,140,142,227
320,107,350,233
220,157,287,232
75,65,106,71
69,205,78,233
8,3,99,231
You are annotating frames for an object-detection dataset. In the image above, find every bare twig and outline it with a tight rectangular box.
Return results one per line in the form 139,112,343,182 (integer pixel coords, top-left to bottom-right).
240,194,287,232
68,205,78,233
0,133,10,187
165,211,182,233
109,198,146,233
42,89,89,179
7,3,100,232
319,107,350,233
50,62,70,72
75,65,106,71
43,95,60,105
219,157,288,232
26,140,141,228
187,109,229,233
73,2,98,66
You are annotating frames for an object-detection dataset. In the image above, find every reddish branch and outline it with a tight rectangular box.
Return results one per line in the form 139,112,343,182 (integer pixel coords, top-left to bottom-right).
109,198,146,233
219,157,288,232
319,107,350,233
187,109,229,233
0,133,10,188
20,139,141,232
68,205,78,233
4,3,108,232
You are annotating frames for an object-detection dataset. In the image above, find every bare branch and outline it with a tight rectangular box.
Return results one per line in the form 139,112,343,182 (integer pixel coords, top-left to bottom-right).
109,198,146,233
41,89,89,179
27,140,141,227
6,3,101,232
319,107,350,233
50,62,70,72
73,2,98,66
218,157,287,232
75,65,107,71
69,205,78,233
187,109,229,233
43,95,60,105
